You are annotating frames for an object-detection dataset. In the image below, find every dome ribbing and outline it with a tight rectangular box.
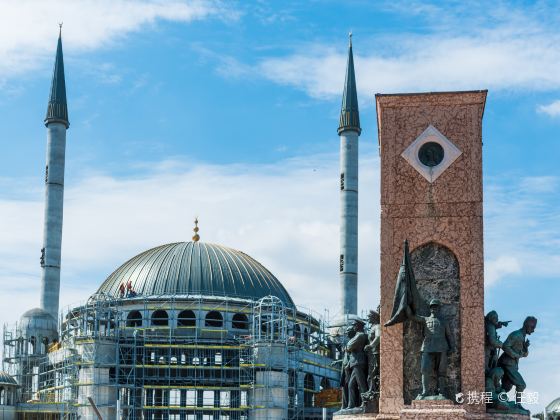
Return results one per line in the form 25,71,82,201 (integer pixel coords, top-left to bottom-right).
96,242,294,307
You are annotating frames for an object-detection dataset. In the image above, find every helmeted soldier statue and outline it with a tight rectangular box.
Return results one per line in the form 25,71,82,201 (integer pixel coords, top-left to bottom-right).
484,310,510,373
346,319,368,408
498,316,537,412
406,299,455,398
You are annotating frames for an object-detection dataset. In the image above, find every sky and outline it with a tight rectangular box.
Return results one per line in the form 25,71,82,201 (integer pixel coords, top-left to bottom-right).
0,0,559,413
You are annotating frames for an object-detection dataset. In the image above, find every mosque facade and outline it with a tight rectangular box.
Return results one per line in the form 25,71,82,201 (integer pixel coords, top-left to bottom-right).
1,31,363,420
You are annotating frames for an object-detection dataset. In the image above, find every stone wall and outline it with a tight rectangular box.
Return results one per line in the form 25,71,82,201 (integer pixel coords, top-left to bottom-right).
403,242,461,403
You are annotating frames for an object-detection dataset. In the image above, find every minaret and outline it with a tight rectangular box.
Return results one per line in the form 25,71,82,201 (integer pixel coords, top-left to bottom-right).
338,33,361,318
40,26,69,320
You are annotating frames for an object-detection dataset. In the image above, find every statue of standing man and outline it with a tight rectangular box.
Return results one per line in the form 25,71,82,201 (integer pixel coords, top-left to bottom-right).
406,300,455,398
346,319,368,409
362,310,380,402
384,240,455,400
337,325,356,410
484,310,510,373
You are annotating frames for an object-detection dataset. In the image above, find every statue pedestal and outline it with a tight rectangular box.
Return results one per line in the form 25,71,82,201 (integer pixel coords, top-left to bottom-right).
333,399,379,418
333,403,531,420
400,400,468,420
485,413,529,420
333,414,378,419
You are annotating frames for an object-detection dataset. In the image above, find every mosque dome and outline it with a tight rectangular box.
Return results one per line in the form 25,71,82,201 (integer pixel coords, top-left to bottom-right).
0,371,16,386
547,397,560,414
20,308,57,331
19,307,58,341
96,242,295,307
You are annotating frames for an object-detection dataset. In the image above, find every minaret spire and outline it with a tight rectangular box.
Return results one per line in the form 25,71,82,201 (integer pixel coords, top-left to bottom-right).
338,32,361,135
338,33,360,319
45,25,69,128
40,29,70,321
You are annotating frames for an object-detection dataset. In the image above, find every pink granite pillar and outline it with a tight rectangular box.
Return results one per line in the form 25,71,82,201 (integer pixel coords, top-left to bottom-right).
376,91,487,418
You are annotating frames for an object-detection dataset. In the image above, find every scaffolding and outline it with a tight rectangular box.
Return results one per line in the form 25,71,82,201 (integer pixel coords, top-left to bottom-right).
3,294,340,419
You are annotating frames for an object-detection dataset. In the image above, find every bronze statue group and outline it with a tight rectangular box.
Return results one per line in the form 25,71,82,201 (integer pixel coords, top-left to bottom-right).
336,311,380,413
336,241,538,416
336,305,537,416
484,311,537,414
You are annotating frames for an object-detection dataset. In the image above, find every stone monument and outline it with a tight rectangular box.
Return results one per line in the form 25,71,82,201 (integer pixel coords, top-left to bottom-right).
377,91,488,419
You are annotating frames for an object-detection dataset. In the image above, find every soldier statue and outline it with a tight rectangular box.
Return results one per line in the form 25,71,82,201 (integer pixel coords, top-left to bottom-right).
484,310,510,373
361,309,380,403
498,316,537,412
336,325,355,410
406,299,455,399
485,367,510,411
346,319,368,409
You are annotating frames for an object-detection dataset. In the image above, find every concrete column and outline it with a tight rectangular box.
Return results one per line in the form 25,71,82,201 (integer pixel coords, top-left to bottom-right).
40,122,67,320
339,130,359,316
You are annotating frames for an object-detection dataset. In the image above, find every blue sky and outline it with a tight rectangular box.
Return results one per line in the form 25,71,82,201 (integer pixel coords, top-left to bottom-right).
0,0,559,412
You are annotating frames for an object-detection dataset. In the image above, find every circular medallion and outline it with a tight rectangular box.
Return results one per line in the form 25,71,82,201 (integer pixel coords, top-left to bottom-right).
418,142,444,167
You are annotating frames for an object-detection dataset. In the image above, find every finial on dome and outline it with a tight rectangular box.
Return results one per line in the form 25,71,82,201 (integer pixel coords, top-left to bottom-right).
192,217,200,242
349,31,352,47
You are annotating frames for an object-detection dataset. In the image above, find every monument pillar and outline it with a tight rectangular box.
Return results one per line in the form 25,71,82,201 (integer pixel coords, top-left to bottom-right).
376,91,487,418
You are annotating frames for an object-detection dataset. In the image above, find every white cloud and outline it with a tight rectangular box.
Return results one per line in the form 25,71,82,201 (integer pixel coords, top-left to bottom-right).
256,6,560,98
0,0,237,84
519,176,558,193
537,100,560,117
484,175,560,286
0,150,381,327
2,155,558,323
484,255,521,286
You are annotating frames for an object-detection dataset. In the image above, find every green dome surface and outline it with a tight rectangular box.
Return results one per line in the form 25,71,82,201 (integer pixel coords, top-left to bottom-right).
96,242,294,307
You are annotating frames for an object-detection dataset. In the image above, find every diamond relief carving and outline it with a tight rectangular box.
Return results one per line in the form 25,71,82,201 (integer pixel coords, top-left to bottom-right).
401,124,462,183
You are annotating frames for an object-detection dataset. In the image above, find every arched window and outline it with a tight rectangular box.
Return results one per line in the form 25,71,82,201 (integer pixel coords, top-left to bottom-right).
151,310,168,327
28,336,36,355
294,324,301,340
126,310,142,327
320,377,330,390
177,310,196,327
41,337,49,354
0,387,4,405
205,311,223,328
261,317,269,334
303,328,309,343
304,373,315,407
232,313,249,330
405,241,461,405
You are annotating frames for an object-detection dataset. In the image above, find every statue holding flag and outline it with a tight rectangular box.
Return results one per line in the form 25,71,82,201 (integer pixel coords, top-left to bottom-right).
384,240,455,399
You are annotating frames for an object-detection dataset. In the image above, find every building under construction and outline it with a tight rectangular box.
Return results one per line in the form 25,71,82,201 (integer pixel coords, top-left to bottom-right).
3,241,340,419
